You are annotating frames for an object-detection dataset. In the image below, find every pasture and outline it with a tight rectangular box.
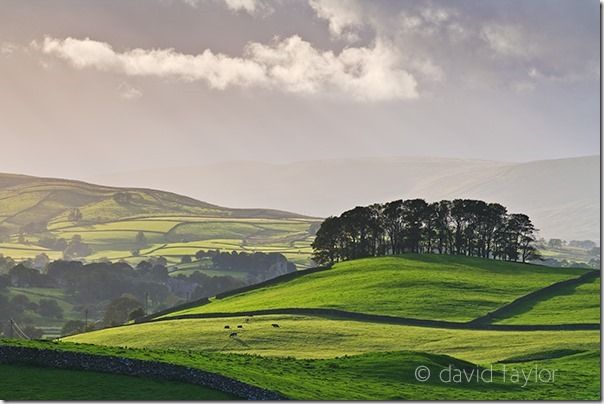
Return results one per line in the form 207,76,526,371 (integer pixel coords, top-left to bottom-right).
0,174,319,269
167,255,590,321
1,216,318,269
64,315,599,364
1,339,599,400
495,277,600,325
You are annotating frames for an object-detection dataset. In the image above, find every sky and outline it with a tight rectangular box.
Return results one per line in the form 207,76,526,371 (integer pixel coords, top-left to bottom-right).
0,0,600,179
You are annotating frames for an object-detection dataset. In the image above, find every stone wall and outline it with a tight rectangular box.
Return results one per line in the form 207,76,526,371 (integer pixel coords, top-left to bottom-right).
0,345,285,400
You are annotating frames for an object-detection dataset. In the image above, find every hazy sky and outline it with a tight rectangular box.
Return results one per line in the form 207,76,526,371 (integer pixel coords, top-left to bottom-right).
0,0,599,179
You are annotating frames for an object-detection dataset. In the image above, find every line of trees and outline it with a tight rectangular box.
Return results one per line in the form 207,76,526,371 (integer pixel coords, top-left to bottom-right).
312,198,540,265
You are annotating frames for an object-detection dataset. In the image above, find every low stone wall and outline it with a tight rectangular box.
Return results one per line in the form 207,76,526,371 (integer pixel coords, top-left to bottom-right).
0,345,286,400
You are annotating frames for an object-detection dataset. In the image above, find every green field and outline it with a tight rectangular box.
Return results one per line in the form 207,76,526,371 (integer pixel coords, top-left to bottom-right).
1,339,599,400
64,315,599,363
0,173,320,269
495,278,600,325
0,174,600,400
53,254,600,399
167,255,589,321
0,363,237,400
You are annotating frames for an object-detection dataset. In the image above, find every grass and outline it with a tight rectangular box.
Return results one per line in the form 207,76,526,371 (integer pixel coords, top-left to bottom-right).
167,255,589,322
495,277,600,325
63,315,600,364
1,339,599,400
0,363,237,400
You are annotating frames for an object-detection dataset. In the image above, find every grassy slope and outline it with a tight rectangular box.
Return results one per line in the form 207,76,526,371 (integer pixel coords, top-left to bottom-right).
0,173,319,267
167,255,588,321
1,339,599,400
64,315,599,364
495,277,601,325
0,363,236,400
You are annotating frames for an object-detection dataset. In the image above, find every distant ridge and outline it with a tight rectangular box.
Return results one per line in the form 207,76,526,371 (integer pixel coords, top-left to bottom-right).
89,155,600,241
0,172,313,237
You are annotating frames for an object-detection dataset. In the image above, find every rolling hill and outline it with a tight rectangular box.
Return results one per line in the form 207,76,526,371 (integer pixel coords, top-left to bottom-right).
90,155,600,241
163,255,592,321
0,173,320,267
59,254,600,399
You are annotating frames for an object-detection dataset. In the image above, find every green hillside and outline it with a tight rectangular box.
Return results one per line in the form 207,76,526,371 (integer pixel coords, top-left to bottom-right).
0,173,319,267
494,277,600,325
64,255,599,398
165,255,589,321
8,253,602,399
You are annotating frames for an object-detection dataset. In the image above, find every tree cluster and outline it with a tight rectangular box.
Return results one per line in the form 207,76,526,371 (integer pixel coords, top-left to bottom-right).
312,199,540,265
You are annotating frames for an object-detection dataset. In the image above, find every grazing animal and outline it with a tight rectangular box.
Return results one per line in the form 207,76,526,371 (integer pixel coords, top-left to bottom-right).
224,325,230,329
237,325,243,329
271,323,280,328
229,332,238,337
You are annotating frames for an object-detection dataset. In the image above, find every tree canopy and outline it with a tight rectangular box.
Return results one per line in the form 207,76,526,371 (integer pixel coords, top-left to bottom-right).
312,198,540,265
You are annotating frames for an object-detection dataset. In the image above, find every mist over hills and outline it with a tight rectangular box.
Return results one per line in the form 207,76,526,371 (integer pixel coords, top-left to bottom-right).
89,155,600,242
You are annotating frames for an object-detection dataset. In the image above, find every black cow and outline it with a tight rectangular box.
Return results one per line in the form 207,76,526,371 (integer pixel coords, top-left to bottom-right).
271,323,280,328
224,325,230,329
229,332,237,337
237,325,243,329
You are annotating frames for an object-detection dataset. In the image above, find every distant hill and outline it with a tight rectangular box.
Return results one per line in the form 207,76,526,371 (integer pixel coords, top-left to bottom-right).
0,173,310,236
90,155,600,242
0,173,318,266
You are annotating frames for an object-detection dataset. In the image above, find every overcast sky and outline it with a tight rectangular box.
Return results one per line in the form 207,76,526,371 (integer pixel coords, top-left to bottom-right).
0,0,599,179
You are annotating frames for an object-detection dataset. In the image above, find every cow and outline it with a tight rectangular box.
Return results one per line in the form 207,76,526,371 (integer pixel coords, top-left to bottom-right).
229,332,238,337
224,325,230,329
271,323,280,328
237,325,243,329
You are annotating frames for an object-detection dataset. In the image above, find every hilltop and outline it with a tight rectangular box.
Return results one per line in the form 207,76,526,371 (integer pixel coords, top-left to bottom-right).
161,255,595,322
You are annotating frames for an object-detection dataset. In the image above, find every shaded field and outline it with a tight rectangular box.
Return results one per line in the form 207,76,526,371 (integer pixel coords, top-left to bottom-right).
1,339,599,400
0,363,236,400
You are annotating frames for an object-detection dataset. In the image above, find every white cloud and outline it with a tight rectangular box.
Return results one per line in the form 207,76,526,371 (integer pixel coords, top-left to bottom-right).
223,0,260,13
183,0,269,15
38,36,418,102
308,0,363,41
397,6,462,39
40,37,267,89
0,42,17,55
248,36,417,101
481,24,533,58
118,82,143,100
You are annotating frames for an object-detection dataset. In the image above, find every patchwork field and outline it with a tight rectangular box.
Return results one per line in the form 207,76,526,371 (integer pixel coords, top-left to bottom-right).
0,173,319,269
